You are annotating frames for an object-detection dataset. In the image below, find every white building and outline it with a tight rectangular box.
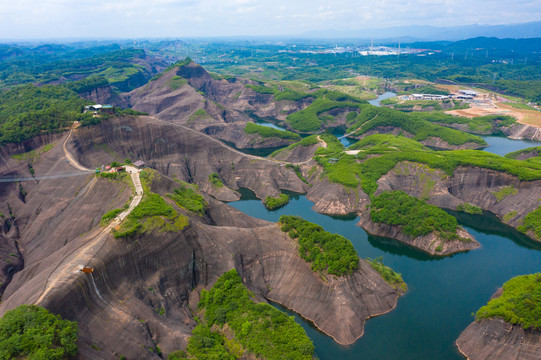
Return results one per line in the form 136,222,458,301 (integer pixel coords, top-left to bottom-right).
411,94,450,100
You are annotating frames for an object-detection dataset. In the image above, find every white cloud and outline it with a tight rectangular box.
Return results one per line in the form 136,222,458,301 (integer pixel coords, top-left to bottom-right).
0,0,539,38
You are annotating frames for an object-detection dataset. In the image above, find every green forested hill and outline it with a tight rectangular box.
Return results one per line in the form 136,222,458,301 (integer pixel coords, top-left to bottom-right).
0,84,91,144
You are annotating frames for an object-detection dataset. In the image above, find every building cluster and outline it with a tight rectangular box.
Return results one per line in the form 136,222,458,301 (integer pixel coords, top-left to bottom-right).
298,45,436,56
408,90,478,101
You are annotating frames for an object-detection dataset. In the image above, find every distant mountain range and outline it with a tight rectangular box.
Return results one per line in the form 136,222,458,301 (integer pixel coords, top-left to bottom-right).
300,21,541,41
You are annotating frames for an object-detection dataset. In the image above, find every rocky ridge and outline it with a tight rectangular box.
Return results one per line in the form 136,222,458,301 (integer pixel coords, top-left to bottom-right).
125,62,308,150
0,118,404,358
456,288,541,360
357,213,479,256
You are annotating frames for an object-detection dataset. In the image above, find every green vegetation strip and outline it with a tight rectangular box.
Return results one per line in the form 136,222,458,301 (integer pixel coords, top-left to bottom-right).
413,112,515,135
208,173,224,188
10,143,55,162
287,98,363,132
493,185,518,201
0,305,78,359
371,191,465,241
347,105,486,146
167,182,208,216
244,82,314,102
314,133,345,155
170,269,314,360
113,192,188,238
398,85,450,96
101,208,123,226
456,203,483,214
506,103,538,111
316,134,541,195
503,211,518,222
244,122,300,140
244,84,276,94
187,109,209,124
505,146,541,159
167,75,188,90
279,215,359,276
264,194,290,210
367,256,407,292
518,206,541,238
286,164,309,184
269,135,319,158
476,273,541,330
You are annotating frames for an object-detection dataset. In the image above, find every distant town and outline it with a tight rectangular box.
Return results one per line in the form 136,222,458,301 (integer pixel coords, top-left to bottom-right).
281,44,438,56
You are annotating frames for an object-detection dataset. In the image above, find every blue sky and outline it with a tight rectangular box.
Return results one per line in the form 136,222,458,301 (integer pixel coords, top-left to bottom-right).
1,0,540,39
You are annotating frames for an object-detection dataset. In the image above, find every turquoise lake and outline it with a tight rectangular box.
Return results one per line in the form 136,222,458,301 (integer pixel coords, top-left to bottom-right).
227,122,541,359
229,188,541,360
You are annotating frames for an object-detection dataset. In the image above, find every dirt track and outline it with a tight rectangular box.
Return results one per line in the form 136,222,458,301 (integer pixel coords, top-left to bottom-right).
35,128,143,306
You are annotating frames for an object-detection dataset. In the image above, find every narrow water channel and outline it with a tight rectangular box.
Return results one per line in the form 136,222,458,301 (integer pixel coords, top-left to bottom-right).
368,91,397,107
229,190,541,360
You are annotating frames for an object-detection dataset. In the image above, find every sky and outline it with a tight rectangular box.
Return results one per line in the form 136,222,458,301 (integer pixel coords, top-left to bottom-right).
1,0,540,39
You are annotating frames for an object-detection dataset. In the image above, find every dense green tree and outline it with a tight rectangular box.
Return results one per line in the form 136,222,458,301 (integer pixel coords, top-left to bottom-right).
279,215,359,276
476,273,541,330
0,305,78,360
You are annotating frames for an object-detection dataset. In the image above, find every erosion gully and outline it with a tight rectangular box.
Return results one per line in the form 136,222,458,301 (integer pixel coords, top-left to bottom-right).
229,91,541,359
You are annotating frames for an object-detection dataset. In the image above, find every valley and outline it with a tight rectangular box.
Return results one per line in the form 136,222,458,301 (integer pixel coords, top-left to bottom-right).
0,38,540,360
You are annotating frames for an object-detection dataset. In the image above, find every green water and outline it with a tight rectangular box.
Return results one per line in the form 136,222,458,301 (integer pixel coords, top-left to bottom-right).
229,189,541,360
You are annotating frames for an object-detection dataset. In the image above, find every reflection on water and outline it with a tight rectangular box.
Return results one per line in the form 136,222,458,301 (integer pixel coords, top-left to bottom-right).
229,192,541,360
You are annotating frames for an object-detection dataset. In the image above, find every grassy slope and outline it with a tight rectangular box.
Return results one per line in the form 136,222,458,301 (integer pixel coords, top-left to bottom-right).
315,134,541,195
347,105,486,146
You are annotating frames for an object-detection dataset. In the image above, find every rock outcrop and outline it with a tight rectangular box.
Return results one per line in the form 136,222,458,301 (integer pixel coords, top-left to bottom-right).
457,318,541,360
307,179,369,215
125,63,310,150
501,123,541,142
0,128,404,358
348,127,485,150
270,142,321,163
70,115,310,201
456,287,541,360
78,85,127,107
418,137,485,151
357,213,479,256
434,119,541,142
202,122,297,149
306,160,541,243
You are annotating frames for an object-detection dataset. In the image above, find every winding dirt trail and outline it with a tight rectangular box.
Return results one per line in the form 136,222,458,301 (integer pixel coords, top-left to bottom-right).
34,116,319,305
34,126,143,306
62,122,91,172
